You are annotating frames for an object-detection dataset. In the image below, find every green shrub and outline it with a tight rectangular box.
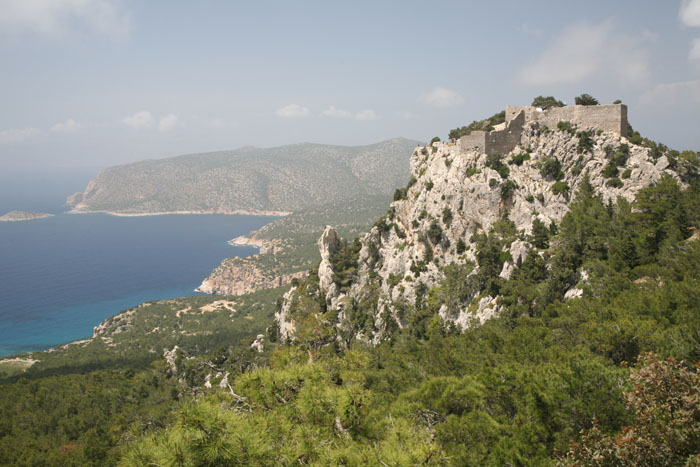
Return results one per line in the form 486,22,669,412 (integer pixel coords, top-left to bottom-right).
525,194,535,203
605,177,624,188
430,136,440,144
602,162,619,178
552,181,570,198
621,168,632,179
536,193,545,203
393,188,406,201
425,180,434,191
510,152,531,166
499,180,518,201
531,95,564,109
427,221,442,244
577,130,595,154
557,121,575,134
456,238,466,254
489,178,499,189
574,93,599,105
540,156,564,180
485,153,510,179
466,168,481,177
442,207,453,226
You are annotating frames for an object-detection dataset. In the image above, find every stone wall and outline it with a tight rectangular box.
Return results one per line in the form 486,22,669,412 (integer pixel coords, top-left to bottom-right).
457,110,525,155
505,104,628,136
459,103,628,156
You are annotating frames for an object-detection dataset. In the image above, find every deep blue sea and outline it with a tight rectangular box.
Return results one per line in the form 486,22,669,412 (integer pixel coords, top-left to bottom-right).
0,169,276,356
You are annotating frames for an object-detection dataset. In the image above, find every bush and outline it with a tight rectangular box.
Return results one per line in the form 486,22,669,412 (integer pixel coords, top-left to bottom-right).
393,188,406,201
531,218,550,248
465,168,481,177
605,178,624,188
531,95,565,109
489,178,499,189
574,93,599,105
621,168,632,179
485,153,509,179
442,207,453,226
427,221,442,244
552,181,570,198
499,180,518,201
510,152,531,166
456,238,466,254
430,136,440,145
577,130,595,154
540,156,564,180
602,162,619,178
557,121,575,134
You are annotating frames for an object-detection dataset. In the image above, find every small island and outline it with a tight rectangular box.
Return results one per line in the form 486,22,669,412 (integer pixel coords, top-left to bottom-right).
0,210,53,222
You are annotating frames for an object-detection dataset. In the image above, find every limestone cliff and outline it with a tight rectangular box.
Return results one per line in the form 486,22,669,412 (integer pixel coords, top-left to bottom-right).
275,109,679,344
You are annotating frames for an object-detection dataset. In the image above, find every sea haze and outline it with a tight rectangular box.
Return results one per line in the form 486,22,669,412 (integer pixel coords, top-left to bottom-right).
0,171,276,356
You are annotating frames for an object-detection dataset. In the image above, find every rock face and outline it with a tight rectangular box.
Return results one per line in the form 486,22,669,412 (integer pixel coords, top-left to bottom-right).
0,210,52,222
196,258,306,296
276,113,678,343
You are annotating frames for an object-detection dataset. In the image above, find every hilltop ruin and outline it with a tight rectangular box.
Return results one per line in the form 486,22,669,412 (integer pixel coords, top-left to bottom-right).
458,103,628,155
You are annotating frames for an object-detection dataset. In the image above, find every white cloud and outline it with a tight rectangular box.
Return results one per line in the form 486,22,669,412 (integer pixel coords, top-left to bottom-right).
640,80,700,107
354,109,378,121
0,0,130,41
123,110,154,129
158,114,178,131
516,20,650,86
680,0,700,27
321,106,352,118
50,118,81,133
0,127,40,143
276,104,310,118
690,37,700,62
419,87,464,109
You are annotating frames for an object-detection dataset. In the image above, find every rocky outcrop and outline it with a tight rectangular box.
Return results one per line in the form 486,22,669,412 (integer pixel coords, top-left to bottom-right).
196,257,306,296
278,114,679,344
317,225,341,300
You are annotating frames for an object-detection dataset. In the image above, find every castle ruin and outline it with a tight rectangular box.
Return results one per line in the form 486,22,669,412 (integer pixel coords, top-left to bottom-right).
458,103,628,156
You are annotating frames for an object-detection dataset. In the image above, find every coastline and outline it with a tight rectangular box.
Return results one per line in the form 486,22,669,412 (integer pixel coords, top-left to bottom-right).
66,208,291,217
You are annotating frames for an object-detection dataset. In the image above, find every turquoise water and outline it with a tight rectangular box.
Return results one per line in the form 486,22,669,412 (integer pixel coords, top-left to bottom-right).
0,170,276,356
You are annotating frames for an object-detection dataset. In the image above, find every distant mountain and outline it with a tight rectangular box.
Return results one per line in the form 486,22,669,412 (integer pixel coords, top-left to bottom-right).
66,138,421,215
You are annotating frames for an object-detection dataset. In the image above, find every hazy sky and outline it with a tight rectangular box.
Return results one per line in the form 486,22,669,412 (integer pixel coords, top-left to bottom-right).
1,0,700,171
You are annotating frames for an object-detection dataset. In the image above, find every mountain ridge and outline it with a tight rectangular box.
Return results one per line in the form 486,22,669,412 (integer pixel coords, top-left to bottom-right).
66,137,421,215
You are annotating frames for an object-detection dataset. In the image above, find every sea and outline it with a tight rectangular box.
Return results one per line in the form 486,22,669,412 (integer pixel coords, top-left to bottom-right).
0,168,277,357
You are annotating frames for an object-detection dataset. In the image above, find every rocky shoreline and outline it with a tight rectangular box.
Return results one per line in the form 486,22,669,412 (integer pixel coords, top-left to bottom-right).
67,208,290,217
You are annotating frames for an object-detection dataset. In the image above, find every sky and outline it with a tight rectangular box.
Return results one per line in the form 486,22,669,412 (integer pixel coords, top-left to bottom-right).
1,0,700,172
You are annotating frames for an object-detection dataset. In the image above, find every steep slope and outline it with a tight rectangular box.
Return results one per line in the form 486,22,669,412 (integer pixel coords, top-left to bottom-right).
197,194,391,296
66,138,419,214
276,113,682,344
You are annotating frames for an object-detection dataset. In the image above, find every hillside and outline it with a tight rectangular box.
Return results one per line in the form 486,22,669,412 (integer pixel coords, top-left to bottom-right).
197,194,392,296
66,138,420,215
2,104,699,466
122,104,699,465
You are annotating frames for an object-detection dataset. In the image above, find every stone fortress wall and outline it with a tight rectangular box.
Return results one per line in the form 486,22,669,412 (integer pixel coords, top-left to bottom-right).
458,103,628,156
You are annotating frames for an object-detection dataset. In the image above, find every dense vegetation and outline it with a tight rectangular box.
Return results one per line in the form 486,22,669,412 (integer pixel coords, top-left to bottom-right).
119,174,700,465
